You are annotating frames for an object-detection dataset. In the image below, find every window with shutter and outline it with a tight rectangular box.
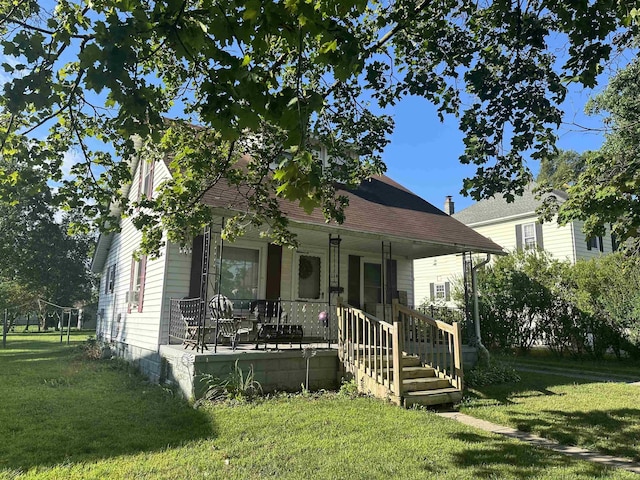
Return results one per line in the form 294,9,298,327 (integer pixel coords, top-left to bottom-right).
128,256,147,313
516,223,542,250
137,160,155,201
587,237,599,251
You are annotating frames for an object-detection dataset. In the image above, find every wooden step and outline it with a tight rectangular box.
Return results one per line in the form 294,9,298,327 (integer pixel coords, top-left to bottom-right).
402,366,436,379
402,377,451,392
402,355,422,367
357,355,425,370
403,388,463,408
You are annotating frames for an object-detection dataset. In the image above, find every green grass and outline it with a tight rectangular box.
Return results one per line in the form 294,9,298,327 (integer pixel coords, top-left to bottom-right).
495,350,640,378
460,371,640,461
1,333,637,479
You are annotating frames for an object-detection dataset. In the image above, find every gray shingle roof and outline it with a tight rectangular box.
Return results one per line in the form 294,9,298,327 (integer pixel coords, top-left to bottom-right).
453,184,568,225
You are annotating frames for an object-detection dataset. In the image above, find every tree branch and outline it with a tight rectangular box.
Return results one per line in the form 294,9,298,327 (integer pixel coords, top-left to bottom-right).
0,15,94,40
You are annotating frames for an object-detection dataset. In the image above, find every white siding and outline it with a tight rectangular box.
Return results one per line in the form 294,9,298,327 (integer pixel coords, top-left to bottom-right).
472,214,575,261
572,220,614,260
414,213,615,309
397,258,414,308
414,253,463,308
96,158,172,352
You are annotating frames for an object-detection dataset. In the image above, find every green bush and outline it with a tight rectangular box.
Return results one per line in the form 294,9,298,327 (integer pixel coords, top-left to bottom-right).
465,362,521,388
475,250,640,359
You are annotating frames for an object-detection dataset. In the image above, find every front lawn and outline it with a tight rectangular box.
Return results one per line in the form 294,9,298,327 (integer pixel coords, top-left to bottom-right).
1,332,637,479
495,351,640,379
461,370,640,461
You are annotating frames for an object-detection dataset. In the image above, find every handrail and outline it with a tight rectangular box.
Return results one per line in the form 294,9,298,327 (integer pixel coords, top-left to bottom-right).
337,301,402,395
395,303,463,390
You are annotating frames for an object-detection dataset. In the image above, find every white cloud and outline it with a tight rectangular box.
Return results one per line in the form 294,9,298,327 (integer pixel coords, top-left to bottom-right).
0,54,23,86
62,149,83,180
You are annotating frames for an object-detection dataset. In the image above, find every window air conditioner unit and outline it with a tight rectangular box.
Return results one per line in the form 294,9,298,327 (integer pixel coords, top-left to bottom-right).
126,290,140,305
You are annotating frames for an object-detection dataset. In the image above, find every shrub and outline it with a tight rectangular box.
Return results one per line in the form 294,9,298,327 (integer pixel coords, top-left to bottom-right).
337,378,359,398
78,336,111,360
465,362,521,388
475,250,640,359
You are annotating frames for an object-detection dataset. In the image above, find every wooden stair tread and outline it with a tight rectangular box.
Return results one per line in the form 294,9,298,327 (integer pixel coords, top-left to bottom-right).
402,377,451,391
404,387,461,396
403,388,463,407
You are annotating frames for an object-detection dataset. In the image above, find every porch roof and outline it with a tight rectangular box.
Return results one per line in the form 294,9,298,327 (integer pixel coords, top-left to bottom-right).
201,172,504,259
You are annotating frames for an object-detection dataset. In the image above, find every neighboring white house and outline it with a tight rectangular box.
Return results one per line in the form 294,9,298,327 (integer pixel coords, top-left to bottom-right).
414,184,616,308
91,152,503,383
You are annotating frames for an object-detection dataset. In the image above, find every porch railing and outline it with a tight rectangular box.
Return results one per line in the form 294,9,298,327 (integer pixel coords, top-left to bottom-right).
226,299,336,342
337,300,463,399
396,303,463,390
337,302,402,395
167,297,337,346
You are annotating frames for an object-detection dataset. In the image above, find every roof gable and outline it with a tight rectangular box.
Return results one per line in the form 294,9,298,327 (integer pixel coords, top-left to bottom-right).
453,183,568,225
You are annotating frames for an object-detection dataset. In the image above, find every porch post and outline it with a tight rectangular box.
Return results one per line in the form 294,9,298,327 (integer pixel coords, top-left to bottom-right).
392,302,403,404
199,223,212,354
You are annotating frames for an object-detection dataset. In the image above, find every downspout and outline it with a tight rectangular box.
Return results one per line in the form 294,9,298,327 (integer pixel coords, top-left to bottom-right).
472,254,491,367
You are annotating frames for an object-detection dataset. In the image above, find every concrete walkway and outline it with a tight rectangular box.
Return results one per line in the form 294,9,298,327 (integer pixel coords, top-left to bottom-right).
438,411,640,475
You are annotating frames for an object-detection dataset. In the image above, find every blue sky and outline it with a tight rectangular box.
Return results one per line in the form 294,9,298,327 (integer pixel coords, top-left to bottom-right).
383,83,607,213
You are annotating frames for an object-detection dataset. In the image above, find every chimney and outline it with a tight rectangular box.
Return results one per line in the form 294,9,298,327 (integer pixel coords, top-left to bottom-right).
444,196,455,215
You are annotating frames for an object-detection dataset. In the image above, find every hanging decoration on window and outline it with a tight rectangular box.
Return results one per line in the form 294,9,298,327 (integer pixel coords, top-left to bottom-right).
299,256,314,279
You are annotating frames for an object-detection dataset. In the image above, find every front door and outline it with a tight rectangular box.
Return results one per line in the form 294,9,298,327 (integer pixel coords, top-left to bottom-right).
294,252,326,301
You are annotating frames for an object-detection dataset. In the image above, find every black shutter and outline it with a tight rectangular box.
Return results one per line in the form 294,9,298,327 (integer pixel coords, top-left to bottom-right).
429,283,435,301
188,235,204,298
612,233,619,252
535,223,544,249
265,244,282,300
444,282,451,301
515,225,523,250
587,237,593,251
599,236,604,252
348,255,361,308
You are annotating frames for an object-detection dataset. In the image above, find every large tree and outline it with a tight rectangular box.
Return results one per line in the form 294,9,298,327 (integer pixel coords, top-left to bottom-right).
0,154,95,310
541,56,640,252
536,149,588,189
1,0,639,255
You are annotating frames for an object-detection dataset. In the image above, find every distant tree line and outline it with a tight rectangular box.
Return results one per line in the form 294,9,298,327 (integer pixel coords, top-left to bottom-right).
0,156,95,330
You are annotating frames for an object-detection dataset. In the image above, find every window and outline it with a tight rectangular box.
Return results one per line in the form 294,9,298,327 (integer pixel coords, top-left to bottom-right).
516,223,543,250
139,160,154,199
104,265,116,294
586,236,604,252
364,263,382,305
430,282,451,302
523,223,536,249
220,247,260,300
128,256,146,312
298,254,321,299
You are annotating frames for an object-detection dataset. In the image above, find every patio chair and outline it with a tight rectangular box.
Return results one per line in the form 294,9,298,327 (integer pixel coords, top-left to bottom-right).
216,318,252,350
209,295,251,350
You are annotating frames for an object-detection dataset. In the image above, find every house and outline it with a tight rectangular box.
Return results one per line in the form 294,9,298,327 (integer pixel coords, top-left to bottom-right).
414,184,616,308
91,150,503,406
